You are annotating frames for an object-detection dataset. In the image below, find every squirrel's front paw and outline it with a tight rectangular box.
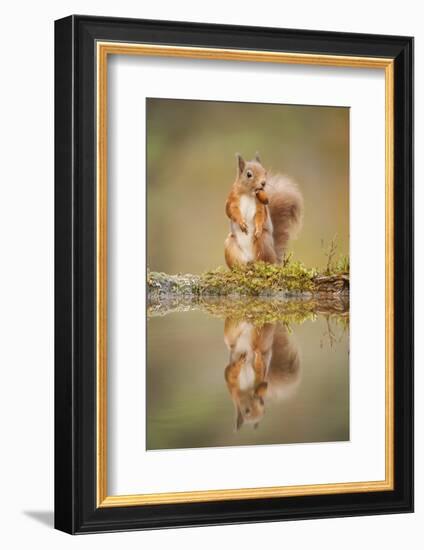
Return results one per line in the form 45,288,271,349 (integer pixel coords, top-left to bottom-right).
254,228,262,239
239,221,248,234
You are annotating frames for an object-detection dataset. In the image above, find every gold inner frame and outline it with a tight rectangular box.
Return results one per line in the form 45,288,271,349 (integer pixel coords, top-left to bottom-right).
96,42,394,508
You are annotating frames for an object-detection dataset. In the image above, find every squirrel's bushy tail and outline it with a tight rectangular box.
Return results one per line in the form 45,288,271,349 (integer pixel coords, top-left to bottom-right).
266,173,304,263
266,323,301,401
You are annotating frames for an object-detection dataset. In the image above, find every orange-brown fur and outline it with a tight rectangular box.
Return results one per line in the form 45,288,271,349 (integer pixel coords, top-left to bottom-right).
224,318,301,430
224,153,303,268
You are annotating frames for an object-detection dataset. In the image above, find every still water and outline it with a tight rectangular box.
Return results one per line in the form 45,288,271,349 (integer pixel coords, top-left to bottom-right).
146,306,349,451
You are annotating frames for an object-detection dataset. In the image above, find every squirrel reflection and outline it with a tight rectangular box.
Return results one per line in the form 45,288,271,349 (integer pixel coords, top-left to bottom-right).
224,319,301,430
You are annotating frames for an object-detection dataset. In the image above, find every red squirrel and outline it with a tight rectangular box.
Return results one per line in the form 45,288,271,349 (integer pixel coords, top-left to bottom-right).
224,153,303,268
224,318,301,430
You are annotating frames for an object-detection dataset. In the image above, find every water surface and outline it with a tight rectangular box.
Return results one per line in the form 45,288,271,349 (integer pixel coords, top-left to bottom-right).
147,304,349,450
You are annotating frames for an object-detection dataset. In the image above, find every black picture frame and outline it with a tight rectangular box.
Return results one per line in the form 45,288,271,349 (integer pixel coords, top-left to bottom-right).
55,15,414,534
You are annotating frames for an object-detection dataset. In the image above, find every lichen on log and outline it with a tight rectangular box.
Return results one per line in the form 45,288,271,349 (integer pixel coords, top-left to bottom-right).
147,261,349,300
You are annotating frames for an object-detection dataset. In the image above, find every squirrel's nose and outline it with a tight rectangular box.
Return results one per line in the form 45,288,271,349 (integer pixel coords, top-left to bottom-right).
260,181,266,189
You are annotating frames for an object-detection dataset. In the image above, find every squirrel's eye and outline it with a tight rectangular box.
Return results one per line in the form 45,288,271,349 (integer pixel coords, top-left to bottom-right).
246,170,253,179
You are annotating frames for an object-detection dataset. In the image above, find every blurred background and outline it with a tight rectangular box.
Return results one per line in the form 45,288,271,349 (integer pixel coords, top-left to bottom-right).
147,98,349,273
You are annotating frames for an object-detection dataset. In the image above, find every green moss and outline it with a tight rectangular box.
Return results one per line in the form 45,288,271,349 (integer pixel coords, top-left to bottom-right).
148,257,349,298
197,261,319,296
333,254,350,274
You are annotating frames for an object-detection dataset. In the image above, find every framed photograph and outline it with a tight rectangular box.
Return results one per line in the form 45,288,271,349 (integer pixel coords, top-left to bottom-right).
54,15,413,534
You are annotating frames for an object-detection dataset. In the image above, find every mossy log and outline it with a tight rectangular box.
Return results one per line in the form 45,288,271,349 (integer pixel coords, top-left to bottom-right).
147,262,349,321
147,262,349,300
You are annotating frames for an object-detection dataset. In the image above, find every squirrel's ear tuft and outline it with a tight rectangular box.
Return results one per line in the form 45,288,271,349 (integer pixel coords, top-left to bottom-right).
236,153,245,175
255,151,261,164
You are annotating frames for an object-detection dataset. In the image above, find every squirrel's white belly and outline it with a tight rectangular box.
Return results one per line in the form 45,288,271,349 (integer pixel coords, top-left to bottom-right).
238,363,256,391
234,322,254,357
234,323,256,391
233,195,256,262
